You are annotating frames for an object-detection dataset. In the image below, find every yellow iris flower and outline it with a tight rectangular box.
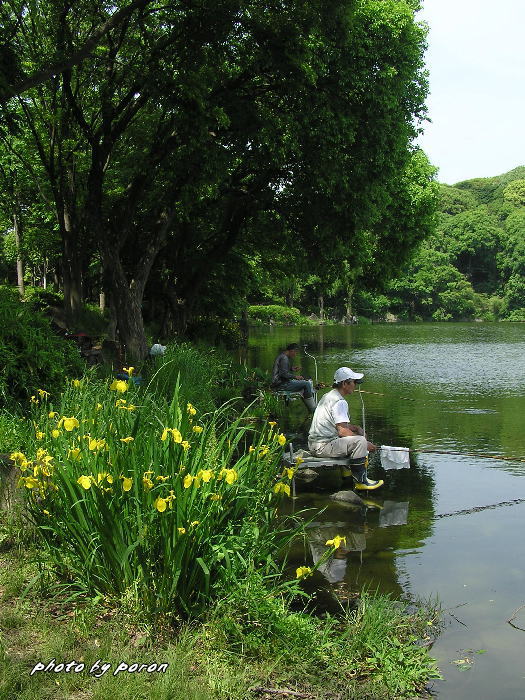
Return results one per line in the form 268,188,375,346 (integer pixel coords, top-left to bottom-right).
154,497,167,512
218,468,238,485
161,427,183,443
192,425,203,433
325,535,347,549
110,380,128,393
122,477,133,492
273,482,291,496
61,416,80,432
296,566,312,579
77,475,92,490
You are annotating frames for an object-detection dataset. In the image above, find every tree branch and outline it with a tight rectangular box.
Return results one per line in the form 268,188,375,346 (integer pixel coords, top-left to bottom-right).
1,0,155,103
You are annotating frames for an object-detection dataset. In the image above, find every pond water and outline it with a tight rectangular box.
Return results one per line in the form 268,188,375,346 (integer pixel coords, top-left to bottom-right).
246,323,525,699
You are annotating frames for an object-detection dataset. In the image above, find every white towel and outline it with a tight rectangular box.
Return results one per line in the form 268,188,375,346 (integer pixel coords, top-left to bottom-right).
380,446,410,470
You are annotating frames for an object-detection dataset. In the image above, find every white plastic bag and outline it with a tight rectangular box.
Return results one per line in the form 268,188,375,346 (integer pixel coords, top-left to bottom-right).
380,446,410,470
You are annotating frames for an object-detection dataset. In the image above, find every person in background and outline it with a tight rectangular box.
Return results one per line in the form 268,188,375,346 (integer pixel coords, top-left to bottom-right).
308,366,383,490
270,343,317,412
149,343,166,356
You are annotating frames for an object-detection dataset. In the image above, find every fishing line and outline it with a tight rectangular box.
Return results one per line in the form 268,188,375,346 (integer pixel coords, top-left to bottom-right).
434,499,525,519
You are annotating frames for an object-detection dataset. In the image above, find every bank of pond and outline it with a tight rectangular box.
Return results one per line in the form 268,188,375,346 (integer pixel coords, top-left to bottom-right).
0,342,441,699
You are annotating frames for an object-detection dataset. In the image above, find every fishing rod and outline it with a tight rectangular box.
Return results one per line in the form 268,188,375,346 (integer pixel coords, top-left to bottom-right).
302,344,319,403
356,387,525,464
302,344,318,384
376,446,525,463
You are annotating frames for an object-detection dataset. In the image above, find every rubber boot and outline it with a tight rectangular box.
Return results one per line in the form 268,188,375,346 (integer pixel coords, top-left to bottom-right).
303,396,317,413
350,458,384,491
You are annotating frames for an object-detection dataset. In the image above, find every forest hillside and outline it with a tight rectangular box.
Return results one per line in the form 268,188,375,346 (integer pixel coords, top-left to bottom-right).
354,166,525,321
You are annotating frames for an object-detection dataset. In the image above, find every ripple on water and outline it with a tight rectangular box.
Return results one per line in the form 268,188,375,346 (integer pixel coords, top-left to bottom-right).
341,341,525,396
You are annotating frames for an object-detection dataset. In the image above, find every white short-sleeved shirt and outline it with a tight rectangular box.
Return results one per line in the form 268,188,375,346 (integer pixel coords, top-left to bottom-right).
332,398,350,425
308,389,351,443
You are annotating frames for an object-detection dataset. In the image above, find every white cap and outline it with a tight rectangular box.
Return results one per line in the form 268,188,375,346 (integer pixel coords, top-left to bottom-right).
333,366,364,383
149,343,167,356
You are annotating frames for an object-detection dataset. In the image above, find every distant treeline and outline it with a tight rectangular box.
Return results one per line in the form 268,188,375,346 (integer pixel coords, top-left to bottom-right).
250,167,525,323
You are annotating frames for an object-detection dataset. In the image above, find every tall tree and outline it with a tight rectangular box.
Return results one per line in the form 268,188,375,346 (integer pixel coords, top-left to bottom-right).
2,0,431,359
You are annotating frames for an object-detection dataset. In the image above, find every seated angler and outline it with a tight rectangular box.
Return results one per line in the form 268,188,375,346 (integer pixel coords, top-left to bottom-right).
308,366,383,490
270,343,316,413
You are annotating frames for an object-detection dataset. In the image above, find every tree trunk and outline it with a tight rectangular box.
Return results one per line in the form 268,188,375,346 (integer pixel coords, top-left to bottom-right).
345,279,355,319
60,201,83,322
318,294,324,321
103,253,149,362
13,213,24,298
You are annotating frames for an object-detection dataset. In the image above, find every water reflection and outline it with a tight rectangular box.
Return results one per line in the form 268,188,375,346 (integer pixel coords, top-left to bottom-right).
308,523,366,584
379,501,409,527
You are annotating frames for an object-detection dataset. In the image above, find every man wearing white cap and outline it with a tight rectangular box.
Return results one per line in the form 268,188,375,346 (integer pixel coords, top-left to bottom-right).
308,367,383,490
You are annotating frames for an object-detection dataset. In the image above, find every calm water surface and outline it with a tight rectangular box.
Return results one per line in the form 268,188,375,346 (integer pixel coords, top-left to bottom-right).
246,323,525,700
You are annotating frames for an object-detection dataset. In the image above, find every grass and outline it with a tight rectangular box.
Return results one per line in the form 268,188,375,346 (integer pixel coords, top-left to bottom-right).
0,531,441,700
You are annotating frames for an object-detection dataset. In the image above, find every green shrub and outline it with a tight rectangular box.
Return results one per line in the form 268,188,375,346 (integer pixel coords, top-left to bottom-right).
23,285,63,310
505,307,525,321
147,342,234,411
248,304,303,325
0,286,84,406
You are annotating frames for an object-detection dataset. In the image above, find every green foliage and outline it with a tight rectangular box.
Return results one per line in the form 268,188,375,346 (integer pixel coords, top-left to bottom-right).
369,166,525,321
505,308,525,321
0,286,84,406
248,305,307,325
22,286,63,313
502,179,525,207
0,539,441,700
0,411,31,454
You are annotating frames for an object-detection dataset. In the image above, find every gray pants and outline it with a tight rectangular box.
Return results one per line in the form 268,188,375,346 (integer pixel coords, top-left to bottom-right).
308,435,368,460
276,378,314,399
